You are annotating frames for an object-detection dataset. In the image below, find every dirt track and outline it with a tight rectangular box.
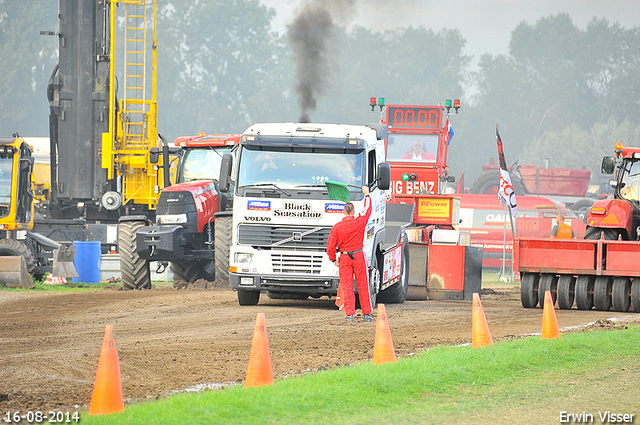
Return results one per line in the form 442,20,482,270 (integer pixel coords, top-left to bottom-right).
1,282,639,414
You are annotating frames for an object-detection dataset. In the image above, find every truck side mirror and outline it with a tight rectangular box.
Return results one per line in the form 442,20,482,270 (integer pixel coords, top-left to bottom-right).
601,156,615,174
218,153,233,193
377,162,390,191
149,147,160,164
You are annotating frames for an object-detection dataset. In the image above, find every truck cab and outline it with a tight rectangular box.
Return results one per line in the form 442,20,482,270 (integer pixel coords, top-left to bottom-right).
218,122,408,306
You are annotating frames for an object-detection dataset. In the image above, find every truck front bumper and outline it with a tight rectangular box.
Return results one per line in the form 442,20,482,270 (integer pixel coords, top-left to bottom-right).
229,272,340,295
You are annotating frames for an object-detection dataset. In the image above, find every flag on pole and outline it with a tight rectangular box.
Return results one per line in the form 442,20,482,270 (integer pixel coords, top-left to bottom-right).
446,119,454,145
496,127,517,218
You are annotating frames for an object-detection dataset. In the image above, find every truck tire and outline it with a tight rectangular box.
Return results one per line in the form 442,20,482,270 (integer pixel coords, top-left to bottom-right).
556,274,576,310
611,277,631,312
119,221,151,290
575,275,595,310
467,169,526,195
238,289,260,306
631,279,640,313
357,252,379,310
538,273,558,308
520,272,539,308
377,238,409,304
214,216,232,282
0,239,36,276
593,276,612,311
571,198,594,213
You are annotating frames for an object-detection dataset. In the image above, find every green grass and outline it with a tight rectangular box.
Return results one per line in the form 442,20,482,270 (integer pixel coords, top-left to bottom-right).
81,326,640,425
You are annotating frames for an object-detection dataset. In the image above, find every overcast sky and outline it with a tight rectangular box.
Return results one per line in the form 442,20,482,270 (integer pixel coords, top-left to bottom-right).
260,0,639,64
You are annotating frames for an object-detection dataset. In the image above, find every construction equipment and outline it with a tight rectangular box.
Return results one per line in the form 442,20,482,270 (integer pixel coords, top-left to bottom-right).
133,134,240,289
40,0,175,286
515,142,640,312
218,122,408,306
0,135,77,285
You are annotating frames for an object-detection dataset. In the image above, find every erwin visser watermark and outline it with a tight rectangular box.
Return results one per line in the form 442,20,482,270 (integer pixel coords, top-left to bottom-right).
560,411,635,423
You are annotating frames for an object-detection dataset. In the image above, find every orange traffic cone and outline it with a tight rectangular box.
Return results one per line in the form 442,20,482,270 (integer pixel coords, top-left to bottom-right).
88,325,124,415
335,283,345,311
472,293,493,348
372,304,397,365
541,290,561,340
245,313,274,387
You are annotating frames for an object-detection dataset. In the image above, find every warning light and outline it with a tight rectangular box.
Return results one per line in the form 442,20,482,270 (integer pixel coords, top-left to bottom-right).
454,99,461,112
369,96,386,112
445,99,461,115
409,173,418,181
615,142,623,151
402,173,410,181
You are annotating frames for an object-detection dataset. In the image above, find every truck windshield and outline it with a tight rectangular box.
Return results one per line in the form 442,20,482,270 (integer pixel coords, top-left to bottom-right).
237,149,364,189
386,133,439,163
620,160,640,202
0,156,14,218
180,147,232,183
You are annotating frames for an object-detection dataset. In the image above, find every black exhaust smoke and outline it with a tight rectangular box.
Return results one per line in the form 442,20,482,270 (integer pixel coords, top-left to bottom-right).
287,0,356,123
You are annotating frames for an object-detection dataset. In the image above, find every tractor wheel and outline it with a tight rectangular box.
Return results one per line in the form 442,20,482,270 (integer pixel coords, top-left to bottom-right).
238,289,260,306
538,273,558,308
575,275,595,310
214,215,232,282
520,272,539,308
171,262,200,284
593,276,613,311
467,169,526,195
119,221,151,290
631,279,640,313
378,237,409,304
556,275,576,310
584,227,622,240
611,277,631,312
0,239,36,276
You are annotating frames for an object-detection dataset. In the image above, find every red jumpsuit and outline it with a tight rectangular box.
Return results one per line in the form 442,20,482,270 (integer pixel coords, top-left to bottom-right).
326,196,372,316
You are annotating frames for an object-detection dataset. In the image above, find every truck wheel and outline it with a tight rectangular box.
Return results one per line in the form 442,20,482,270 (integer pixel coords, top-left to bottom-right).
215,216,232,282
238,289,260,306
119,221,151,290
538,273,558,308
0,239,36,276
575,275,595,310
593,276,613,311
520,272,539,308
377,238,409,304
631,279,640,313
556,275,576,310
611,277,631,312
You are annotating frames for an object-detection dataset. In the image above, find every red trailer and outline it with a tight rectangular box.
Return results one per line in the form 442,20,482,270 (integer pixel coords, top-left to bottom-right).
514,142,640,313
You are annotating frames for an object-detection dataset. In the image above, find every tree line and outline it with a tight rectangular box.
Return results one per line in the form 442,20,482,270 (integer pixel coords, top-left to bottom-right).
1,0,639,183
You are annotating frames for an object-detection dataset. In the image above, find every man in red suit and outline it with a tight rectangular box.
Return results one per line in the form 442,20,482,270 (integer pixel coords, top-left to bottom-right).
326,186,373,322
402,140,436,160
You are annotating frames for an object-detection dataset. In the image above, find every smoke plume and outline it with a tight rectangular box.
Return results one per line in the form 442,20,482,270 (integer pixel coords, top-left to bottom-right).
287,0,357,123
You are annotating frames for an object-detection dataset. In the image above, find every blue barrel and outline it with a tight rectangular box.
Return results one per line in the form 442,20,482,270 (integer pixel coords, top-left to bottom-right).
73,241,101,283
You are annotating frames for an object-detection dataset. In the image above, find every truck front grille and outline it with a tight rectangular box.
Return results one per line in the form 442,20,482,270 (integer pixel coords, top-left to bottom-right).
271,253,324,274
238,224,331,249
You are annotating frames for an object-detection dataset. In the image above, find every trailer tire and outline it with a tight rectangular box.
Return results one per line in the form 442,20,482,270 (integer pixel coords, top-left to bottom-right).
575,275,595,310
611,277,631,312
0,239,36,276
538,273,558,308
377,238,409,304
556,275,576,310
520,272,539,308
215,216,232,282
119,221,151,290
631,279,640,313
593,276,612,311
584,227,621,240
238,289,260,306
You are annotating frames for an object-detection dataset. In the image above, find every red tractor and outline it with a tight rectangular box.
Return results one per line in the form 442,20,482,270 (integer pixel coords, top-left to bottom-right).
127,134,239,289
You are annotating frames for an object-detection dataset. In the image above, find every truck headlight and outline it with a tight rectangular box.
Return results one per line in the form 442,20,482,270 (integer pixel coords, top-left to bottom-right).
157,213,188,224
235,253,254,264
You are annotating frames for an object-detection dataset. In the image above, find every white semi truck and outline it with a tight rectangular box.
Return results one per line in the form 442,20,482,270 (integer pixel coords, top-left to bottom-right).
217,122,410,306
